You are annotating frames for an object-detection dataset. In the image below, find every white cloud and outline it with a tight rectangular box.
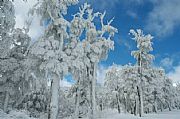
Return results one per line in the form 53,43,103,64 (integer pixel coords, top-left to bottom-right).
80,0,119,12
126,10,138,19
146,0,180,37
97,64,108,85
60,79,72,87
13,0,44,40
168,65,180,84
81,0,144,11
160,57,173,68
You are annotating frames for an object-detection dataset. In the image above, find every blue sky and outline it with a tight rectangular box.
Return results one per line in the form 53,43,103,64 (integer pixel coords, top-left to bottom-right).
76,0,180,68
13,0,180,84
77,0,180,83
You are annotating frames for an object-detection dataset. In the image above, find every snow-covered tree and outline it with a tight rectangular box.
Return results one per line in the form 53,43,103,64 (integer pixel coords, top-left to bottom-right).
129,29,154,117
142,67,162,113
96,85,109,111
0,0,31,113
69,4,117,118
143,67,176,113
104,64,123,113
105,64,139,114
27,1,117,119
27,1,80,119
175,83,180,109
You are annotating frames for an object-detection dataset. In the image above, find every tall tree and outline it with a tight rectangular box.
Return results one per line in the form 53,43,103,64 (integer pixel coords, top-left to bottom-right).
28,1,79,119
130,29,154,117
62,3,117,118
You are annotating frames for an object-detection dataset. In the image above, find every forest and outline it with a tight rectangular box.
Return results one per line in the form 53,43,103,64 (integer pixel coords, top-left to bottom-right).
0,0,180,119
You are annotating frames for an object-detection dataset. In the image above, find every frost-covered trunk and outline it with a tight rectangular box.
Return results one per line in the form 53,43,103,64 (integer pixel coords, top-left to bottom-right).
168,102,172,111
89,63,97,119
154,100,157,113
3,91,10,113
153,92,157,113
116,93,121,113
160,102,163,112
135,96,138,115
124,100,127,113
92,63,97,118
48,73,61,119
137,84,143,117
100,101,103,111
74,88,80,118
139,85,143,116
74,79,80,118
138,53,143,117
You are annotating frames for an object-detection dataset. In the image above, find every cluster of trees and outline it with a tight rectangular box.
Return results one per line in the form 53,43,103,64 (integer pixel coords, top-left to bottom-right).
0,0,31,113
104,30,180,116
0,0,116,119
0,0,180,119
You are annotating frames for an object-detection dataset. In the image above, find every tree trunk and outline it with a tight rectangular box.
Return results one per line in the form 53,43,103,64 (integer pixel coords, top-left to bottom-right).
134,96,138,115
153,93,157,113
160,102,163,112
137,85,143,117
100,102,103,111
116,93,121,113
74,80,80,118
89,63,97,119
92,63,97,118
137,53,143,117
89,78,93,119
48,73,61,119
154,102,157,113
140,86,143,116
3,91,10,113
168,102,172,111
124,95,127,114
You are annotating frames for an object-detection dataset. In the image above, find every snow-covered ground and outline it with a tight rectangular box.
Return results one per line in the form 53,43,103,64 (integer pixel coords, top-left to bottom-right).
0,109,35,119
1,109,180,119
96,109,180,119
